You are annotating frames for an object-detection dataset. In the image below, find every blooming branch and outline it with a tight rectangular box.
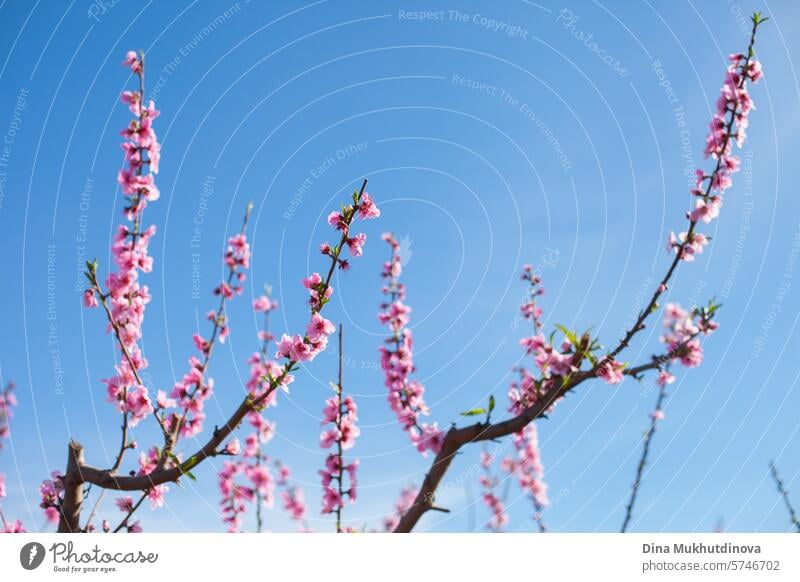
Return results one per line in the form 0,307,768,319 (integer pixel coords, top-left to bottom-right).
478,450,508,531
51,49,380,533
0,381,25,533
392,16,766,533
378,233,443,456
319,324,359,532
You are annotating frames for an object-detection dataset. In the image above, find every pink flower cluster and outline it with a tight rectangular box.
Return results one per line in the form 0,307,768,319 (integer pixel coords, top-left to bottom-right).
509,267,578,412
218,416,276,533
38,471,65,525
90,51,163,427
378,233,444,456
0,383,26,532
319,388,360,519
668,52,763,262
382,486,417,531
280,473,309,528
504,424,549,530
272,188,379,384
218,429,308,532
109,447,168,527
325,192,379,268
511,425,549,507
660,303,718,369
244,291,284,409
0,382,15,448
113,497,142,532
479,451,509,531
167,232,252,439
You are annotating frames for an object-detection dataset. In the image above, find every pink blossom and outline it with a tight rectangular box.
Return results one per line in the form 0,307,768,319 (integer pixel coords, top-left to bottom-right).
378,234,442,454
225,439,241,455
3,520,25,533
596,360,626,385
358,192,381,219
155,390,175,410
282,488,307,521
321,487,343,514
327,211,345,230
318,356,360,522
347,233,367,257
122,50,141,73
383,486,417,531
306,313,335,343
83,289,99,308
657,370,675,387
43,506,59,525
253,295,277,312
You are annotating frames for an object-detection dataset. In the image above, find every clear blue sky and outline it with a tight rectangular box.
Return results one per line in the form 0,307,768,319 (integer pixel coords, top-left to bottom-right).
0,0,798,533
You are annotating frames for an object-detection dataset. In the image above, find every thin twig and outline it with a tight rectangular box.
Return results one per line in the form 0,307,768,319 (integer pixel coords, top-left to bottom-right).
621,387,667,532
769,461,800,533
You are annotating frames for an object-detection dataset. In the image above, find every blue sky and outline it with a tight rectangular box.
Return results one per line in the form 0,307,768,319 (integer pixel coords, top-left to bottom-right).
0,0,799,533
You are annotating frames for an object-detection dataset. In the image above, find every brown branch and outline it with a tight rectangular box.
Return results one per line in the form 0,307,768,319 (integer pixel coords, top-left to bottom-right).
57,441,85,533
76,393,267,491
394,15,765,534
68,182,370,509
394,375,580,532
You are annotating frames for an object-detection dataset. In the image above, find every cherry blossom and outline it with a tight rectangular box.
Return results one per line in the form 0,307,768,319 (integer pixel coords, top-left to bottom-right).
378,233,443,456
478,451,509,532
382,486,417,532
668,45,763,263
319,326,360,531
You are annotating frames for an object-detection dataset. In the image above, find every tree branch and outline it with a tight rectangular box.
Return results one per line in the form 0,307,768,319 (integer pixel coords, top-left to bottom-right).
57,441,85,533
394,375,581,532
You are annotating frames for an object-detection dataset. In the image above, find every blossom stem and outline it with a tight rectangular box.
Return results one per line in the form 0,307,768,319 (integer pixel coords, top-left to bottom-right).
599,18,764,371
769,461,800,533
166,204,253,455
112,491,147,533
317,179,367,314
69,187,370,499
621,386,668,532
335,323,344,533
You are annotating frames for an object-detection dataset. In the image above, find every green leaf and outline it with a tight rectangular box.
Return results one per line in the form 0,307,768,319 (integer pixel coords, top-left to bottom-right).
488,395,495,413
555,324,578,346
461,408,486,417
